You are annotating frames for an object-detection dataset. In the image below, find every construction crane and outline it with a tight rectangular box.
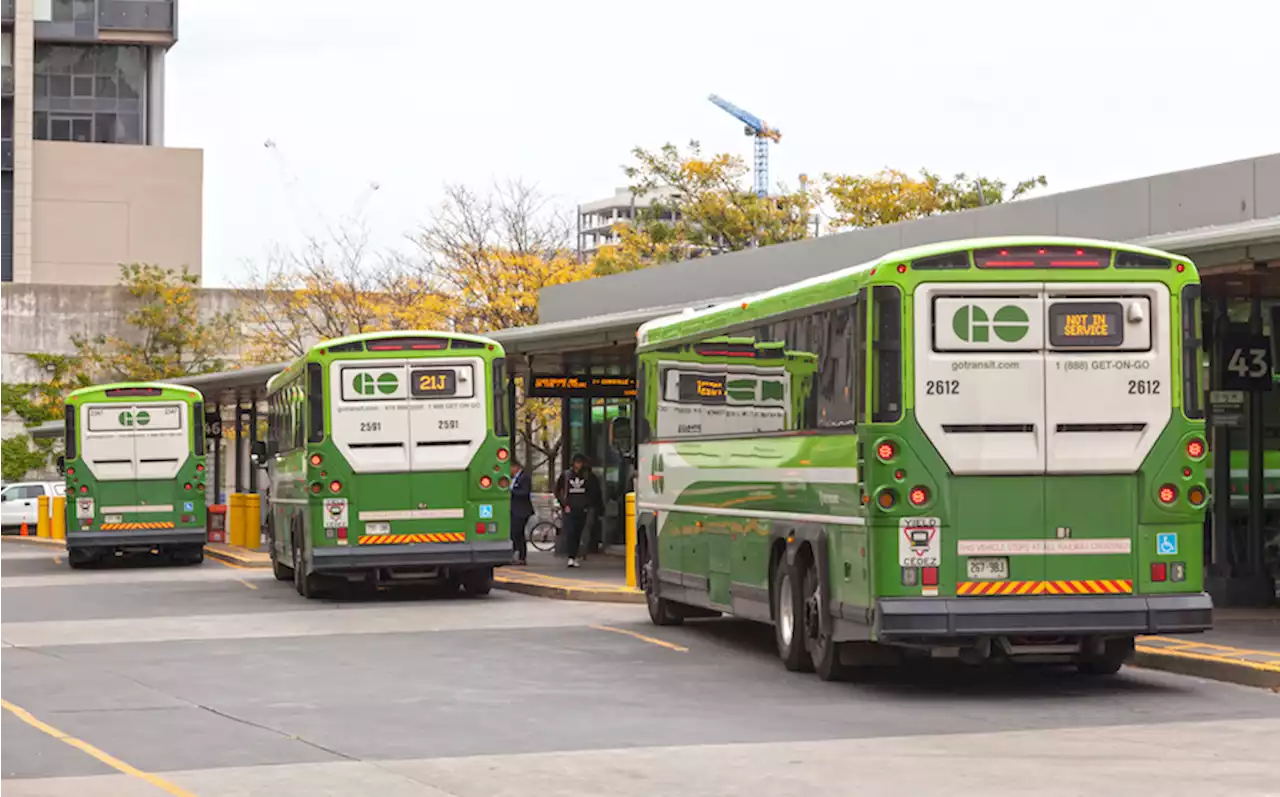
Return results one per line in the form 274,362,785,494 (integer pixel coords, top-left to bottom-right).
263,139,380,236
707,94,782,198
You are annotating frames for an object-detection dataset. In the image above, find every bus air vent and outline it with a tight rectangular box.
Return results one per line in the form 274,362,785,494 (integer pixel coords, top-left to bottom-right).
941,424,1035,433
1055,423,1147,433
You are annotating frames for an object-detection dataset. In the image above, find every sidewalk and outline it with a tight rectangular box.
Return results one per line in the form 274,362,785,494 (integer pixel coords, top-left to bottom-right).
1134,607,1280,689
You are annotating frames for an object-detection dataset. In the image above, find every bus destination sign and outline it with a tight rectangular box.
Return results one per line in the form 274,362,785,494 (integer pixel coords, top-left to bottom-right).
1049,302,1123,347
528,374,636,399
410,369,458,397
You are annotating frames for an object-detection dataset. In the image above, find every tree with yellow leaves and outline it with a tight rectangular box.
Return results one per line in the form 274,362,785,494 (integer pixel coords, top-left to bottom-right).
591,141,818,276
824,169,1047,230
72,264,238,381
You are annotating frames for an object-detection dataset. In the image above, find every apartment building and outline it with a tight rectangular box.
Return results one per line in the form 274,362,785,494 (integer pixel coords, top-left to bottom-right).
576,185,679,258
2,0,201,286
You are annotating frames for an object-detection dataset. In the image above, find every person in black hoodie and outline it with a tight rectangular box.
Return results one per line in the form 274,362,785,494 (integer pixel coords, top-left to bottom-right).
555,453,603,568
509,458,534,565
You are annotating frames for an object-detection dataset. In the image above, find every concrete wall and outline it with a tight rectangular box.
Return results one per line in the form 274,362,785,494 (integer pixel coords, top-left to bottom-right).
29,141,202,286
541,153,1280,323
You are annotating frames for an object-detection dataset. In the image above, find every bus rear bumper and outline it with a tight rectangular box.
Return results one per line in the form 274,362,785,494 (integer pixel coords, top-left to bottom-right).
873,593,1213,641
66,528,207,549
310,540,511,573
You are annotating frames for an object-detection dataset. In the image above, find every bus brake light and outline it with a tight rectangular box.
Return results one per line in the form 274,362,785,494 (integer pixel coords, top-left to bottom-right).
479,475,492,489
184,483,192,491
80,485,88,494
66,466,74,476
1158,484,1177,504
1186,439,1205,459
876,442,896,461
496,448,509,461
310,454,323,467
909,486,929,506
329,480,342,493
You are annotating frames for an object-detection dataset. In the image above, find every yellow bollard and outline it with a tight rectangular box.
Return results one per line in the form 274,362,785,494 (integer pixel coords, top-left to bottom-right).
227,493,246,548
37,495,51,538
244,493,261,549
624,491,637,588
51,496,67,540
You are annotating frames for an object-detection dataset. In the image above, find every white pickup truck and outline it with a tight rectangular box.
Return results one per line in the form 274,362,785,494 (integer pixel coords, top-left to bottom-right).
1,481,66,533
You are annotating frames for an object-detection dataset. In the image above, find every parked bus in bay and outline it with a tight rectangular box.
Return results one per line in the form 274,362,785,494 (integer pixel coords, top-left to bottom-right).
258,331,512,598
61,382,209,567
635,236,1212,679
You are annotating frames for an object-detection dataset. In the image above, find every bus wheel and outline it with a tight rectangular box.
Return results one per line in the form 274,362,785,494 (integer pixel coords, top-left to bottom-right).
1077,637,1134,676
641,540,683,626
178,545,204,565
772,559,813,673
460,568,493,596
292,544,322,599
802,556,847,681
271,550,294,582
67,548,93,569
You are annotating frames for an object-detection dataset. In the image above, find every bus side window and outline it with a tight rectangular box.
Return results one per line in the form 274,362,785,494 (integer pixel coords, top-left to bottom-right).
193,401,205,456
307,363,325,444
871,285,902,423
65,405,77,460
492,358,508,437
854,289,867,424
1181,284,1204,419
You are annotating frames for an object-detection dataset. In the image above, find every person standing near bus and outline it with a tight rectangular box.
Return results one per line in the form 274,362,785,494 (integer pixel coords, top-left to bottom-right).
555,453,603,568
509,458,533,566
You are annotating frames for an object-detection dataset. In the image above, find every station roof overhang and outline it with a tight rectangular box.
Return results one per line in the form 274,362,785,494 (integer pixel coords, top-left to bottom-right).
489,299,735,376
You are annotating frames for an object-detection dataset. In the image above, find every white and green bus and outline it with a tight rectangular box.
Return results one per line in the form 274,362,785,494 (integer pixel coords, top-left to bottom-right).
635,236,1212,679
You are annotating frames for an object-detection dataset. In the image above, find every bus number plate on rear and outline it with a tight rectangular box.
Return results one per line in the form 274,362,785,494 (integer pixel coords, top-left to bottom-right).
365,522,390,535
966,557,1009,580
104,514,123,524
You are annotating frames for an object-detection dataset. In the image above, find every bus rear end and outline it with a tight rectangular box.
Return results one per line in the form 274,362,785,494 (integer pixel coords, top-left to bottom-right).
870,243,1211,669
64,385,207,567
304,337,511,590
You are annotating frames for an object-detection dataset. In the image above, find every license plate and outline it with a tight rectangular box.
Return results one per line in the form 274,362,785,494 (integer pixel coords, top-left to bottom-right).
967,557,1009,580
104,514,123,524
365,522,390,535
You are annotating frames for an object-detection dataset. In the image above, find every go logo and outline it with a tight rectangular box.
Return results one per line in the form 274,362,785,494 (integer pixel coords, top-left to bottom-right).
352,371,399,396
117,410,151,426
952,304,1029,344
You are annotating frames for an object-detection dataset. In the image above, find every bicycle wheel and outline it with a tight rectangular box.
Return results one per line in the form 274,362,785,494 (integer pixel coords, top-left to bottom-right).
528,521,558,552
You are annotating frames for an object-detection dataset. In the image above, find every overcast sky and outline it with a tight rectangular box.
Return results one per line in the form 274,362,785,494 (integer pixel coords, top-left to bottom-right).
165,0,1279,287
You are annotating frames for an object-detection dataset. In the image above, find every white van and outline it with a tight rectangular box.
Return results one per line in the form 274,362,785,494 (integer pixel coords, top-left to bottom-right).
1,481,66,532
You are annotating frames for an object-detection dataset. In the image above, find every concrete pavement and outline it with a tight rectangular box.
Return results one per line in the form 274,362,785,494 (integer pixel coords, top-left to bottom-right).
3,540,1280,795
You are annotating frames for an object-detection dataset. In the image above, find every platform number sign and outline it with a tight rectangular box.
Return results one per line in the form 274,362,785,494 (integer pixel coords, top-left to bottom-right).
1221,332,1272,391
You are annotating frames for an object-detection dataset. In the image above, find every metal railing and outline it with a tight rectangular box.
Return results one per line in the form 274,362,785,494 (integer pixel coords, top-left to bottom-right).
97,0,173,32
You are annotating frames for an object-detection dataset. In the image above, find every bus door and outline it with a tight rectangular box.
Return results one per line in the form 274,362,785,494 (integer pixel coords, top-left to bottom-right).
81,404,141,521
913,284,1048,586
330,362,413,530
1041,282,1169,584
406,358,485,520
131,403,187,515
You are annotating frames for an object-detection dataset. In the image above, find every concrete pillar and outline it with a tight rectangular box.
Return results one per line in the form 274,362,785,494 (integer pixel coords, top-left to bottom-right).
11,0,35,282
146,45,164,146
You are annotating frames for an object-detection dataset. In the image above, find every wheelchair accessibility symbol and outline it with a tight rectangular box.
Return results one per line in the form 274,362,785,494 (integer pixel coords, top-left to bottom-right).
479,504,493,519
1156,532,1178,556
183,501,194,512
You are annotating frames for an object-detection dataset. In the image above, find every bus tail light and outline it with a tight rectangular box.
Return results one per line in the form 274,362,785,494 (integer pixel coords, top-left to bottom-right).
1157,484,1177,504
336,526,348,541
66,466,75,476
498,476,510,489
1188,486,1206,506
476,522,487,534
479,475,492,489
876,489,896,509
310,453,323,467
921,566,938,586
876,441,896,462
496,448,509,461
1186,438,1205,459
184,483,192,491
909,486,929,506
79,485,88,494
329,480,342,493
1150,562,1167,582
195,464,204,473
310,482,322,494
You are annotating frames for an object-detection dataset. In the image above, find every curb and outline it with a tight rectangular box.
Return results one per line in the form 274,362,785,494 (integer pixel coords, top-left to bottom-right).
493,576,644,605
202,546,270,568
1133,647,1280,690
1,535,66,549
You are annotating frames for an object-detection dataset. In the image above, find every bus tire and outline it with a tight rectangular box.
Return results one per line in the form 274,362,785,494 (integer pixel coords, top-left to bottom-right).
179,545,204,565
1077,636,1134,676
67,547,93,569
772,558,813,673
641,538,683,627
460,568,493,596
272,555,293,582
802,555,847,682
292,542,323,599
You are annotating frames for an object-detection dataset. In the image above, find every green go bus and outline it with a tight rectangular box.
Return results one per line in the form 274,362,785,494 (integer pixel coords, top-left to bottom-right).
635,236,1213,679
61,382,209,567
259,330,512,598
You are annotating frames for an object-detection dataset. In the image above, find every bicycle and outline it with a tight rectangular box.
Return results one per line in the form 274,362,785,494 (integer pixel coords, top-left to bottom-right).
527,504,562,552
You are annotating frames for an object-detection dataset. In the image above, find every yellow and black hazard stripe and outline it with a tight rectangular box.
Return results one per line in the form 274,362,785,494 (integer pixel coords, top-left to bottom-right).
100,521,177,530
357,532,467,545
956,579,1133,596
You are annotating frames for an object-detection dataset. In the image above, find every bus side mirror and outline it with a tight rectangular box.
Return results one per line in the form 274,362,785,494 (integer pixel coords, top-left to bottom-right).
250,441,267,465
56,455,66,475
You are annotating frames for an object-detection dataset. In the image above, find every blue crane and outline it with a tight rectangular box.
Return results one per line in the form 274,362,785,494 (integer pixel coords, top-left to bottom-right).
707,93,782,198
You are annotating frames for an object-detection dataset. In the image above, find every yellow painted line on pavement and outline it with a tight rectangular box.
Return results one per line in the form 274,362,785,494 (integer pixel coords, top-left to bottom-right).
1,698,198,796
592,625,688,653
1136,644,1280,673
236,578,258,590
1141,635,1280,660
53,556,61,565
209,556,250,571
